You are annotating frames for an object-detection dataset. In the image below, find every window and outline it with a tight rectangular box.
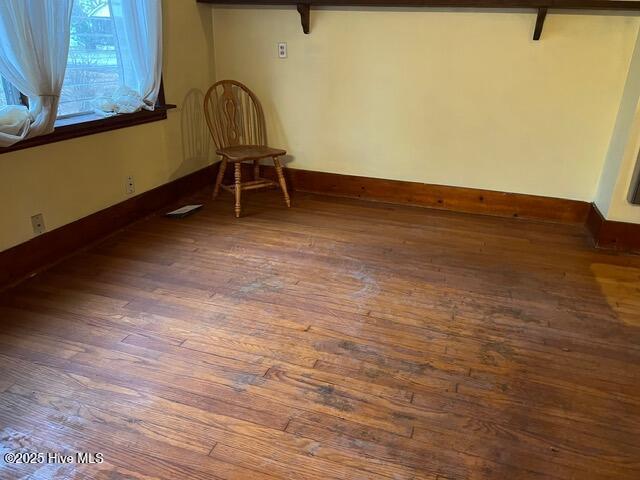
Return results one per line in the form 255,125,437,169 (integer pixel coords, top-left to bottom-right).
59,0,122,118
0,78,21,108
0,0,168,153
0,80,6,108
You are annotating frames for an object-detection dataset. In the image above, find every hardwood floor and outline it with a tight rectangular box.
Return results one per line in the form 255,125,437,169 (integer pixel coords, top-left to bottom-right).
1,188,639,480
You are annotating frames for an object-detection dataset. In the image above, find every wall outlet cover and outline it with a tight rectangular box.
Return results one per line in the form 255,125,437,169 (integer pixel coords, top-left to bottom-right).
278,42,287,59
31,213,46,235
126,176,135,195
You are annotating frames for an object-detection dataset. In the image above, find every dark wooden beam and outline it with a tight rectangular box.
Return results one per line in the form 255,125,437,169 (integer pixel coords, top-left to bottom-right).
199,1,640,35
533,7,547,40
297,3,310,34
198,0,640,10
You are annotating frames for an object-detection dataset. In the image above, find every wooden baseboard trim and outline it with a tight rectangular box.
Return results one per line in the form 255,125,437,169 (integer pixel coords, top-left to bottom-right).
2,163,637,291
0,163,217,290
262,165,591,224
586,204,640,253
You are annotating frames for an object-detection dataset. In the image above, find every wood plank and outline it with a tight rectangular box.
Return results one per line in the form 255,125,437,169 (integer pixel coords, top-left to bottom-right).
1,189,639,479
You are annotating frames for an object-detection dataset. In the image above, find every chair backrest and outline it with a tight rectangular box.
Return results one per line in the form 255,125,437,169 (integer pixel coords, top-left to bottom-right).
203,80,267,149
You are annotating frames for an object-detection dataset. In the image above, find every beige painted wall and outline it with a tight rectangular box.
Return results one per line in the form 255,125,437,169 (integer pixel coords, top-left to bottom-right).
594,25,640,221
600,113,640,223
213,7,638,203
0,0,216,252
595,27,640,224
609,149,640,223
3,5,640,254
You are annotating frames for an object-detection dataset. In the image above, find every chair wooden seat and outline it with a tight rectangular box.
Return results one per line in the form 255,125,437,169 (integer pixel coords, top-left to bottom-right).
216,145,287,162
204,80,291,218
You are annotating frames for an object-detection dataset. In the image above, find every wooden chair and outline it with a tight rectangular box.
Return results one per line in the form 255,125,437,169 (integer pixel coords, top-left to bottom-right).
204,80,290,218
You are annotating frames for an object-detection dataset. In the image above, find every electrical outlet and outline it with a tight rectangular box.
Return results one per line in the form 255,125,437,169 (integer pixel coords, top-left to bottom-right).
31,213,46,235
126,175,135,195
278,42,287,59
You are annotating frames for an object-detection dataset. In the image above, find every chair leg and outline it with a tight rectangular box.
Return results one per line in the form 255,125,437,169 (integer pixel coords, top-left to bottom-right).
213,159,226,199
253,160,260,180
234,162,242,218
273,157,291,208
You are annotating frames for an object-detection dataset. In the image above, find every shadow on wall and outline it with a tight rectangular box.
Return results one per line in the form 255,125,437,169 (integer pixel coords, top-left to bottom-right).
257,92,294,168
181,88,212,169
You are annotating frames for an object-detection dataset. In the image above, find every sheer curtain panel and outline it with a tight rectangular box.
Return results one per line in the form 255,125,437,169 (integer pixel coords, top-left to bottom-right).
95,0,163,115
0,0,73,147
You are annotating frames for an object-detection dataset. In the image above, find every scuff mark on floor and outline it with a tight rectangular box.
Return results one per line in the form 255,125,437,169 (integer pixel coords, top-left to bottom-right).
315,384,354,412
350,266,381,299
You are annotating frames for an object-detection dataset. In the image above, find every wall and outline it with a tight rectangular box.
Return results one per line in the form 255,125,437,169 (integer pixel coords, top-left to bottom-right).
3,5,640,255
212,7,639,204
0,0,216,252
595,28,640,223
594,28,640,224
605,132,640,224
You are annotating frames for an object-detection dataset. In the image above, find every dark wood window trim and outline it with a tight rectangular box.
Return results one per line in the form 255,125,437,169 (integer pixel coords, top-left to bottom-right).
0,84,176,155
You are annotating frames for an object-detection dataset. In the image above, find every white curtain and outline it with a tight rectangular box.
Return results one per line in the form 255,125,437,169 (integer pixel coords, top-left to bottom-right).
96,0,163,115
0,0,73,147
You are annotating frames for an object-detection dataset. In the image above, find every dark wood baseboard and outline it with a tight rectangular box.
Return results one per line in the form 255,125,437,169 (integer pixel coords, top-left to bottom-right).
586,204,640,253
0,163,217,290
2,162,638,290
262,165,590,224
263,165,640,253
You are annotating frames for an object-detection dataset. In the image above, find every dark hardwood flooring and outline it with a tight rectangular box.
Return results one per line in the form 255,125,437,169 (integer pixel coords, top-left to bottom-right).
1,189,639,479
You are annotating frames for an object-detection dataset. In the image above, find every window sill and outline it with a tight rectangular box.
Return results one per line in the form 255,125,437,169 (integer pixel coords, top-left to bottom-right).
0,104,176,155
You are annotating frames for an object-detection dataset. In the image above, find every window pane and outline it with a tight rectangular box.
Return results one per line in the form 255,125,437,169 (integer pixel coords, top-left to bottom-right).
59,0,123,117
0,80,7,108
0,78,21,107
